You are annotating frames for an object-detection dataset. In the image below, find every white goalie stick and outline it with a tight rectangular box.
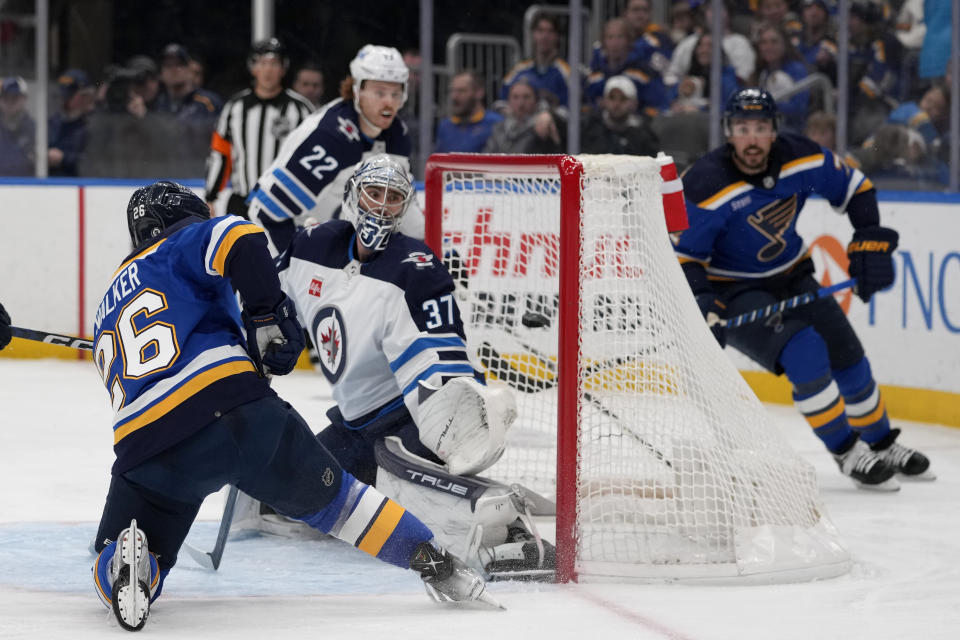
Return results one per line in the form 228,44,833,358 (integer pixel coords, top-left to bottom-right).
182,485,239,571
8,327,240,571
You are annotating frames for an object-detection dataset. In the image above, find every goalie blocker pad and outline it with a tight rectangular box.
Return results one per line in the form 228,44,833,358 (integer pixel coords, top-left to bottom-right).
374,436,551,579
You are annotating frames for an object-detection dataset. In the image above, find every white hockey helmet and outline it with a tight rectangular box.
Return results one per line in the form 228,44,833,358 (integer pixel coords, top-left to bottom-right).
345,154,414,252
349,44,409,109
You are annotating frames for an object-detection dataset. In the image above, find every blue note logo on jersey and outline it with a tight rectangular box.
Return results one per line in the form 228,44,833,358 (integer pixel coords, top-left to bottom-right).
312,306,347,383
747,195,798,262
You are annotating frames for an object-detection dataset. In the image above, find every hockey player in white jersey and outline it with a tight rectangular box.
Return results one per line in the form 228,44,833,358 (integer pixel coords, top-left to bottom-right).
246,44,419,256
269,155,555,581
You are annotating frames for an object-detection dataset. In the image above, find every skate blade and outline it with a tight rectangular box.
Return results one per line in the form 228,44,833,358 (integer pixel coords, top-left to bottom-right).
423,584,506,611
854,477,901,492
898,469,937,481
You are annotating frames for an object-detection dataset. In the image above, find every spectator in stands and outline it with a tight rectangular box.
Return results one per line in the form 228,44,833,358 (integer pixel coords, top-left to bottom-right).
585,18,670,116
0,76,35,176
804,110,837,150
581,75,659,156
918,0,950,81
483,77,564,154
292,62,325,109
847,1,903,144
80,67,178,178
434,70,502,153
754,0,803,41
154,44,222,176
892,0,925,53
126,55,161,110
753,23,810,132
669,0,697,44
668,31,739,113
622,0,674,68
666,2,756,87
851,122,941,188
48,69,96,177
796,0,837,83
501,13,571,108
189,56,207,90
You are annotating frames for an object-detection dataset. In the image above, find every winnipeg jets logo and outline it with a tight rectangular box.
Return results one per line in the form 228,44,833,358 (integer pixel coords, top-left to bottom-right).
338,116,360,142
402,252,434,269
312,307,347,383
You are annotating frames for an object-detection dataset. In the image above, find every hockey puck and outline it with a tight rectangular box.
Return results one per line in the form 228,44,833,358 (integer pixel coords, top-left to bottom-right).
521,312,551,328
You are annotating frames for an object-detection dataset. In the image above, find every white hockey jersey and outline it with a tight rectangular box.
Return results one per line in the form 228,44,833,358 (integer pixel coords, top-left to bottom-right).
278,219,478,425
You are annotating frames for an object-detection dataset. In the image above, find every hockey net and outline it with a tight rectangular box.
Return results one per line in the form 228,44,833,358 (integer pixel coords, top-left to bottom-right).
423,153,849,583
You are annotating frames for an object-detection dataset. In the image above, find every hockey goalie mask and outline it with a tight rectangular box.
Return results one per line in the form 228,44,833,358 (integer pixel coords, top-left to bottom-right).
346,156,414,253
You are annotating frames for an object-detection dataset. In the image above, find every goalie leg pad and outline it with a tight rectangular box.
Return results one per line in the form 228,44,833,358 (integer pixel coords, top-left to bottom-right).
416,377,517,475
375,436,553,579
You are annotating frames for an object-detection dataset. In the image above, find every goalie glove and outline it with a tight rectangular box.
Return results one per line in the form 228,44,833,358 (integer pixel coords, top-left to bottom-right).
242,294,305,376
847,226,898,303
416,377,516,475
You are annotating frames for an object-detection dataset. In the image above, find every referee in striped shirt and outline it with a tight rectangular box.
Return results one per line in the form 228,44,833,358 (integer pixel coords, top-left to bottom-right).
205,38,315,217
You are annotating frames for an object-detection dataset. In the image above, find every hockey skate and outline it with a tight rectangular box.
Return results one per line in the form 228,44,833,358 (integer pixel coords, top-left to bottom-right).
411,541,504,610
832,436,899,491
484,521,556,583
869,428,936,480
110,519,152,631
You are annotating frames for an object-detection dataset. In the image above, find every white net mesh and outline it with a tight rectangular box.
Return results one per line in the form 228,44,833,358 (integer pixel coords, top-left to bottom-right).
430,154,849,582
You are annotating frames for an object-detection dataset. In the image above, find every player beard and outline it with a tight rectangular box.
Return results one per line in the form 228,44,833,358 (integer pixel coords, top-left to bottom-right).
735,146,769,174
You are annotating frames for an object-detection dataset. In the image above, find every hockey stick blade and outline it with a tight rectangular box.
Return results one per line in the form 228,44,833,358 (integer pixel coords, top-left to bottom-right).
10,326,93,351
183,486,239,570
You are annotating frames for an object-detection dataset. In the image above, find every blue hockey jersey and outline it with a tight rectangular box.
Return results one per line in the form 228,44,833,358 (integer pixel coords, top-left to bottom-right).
92,216,274,474
247,98,412,227
674,133,874,280
278,220,477,425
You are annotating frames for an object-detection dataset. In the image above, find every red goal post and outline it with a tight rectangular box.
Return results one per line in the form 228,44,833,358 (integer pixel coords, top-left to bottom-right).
423,153,850,584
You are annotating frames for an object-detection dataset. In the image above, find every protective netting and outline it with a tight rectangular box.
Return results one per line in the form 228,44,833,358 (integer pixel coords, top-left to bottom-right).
428,154,849,582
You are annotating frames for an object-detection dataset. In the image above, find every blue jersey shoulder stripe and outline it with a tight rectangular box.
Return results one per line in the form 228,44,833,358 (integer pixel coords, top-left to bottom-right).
273,167,315,210
401,364,477,396
205,217,264,276
389,336,468,373
251,188,292,221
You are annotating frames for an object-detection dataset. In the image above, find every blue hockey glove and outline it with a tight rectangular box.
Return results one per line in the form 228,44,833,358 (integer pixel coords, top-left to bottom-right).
847,226,898,303
0,303,10,350
696,293,727,348
242,294,305,376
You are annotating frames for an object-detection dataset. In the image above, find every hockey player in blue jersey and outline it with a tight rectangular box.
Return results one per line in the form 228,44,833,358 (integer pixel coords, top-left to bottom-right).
89,181,499,631
247,44,414,256
267,155,555,582
675,88,933,491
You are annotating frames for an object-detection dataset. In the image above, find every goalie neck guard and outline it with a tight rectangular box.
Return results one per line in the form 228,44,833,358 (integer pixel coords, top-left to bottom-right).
126,181,209,248
344,155,414,254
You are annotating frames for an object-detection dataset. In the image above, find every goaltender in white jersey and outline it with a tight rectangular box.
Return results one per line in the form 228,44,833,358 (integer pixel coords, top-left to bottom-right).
237,155,555,581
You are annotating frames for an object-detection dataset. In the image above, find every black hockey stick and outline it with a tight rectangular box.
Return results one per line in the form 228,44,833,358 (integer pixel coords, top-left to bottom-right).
183,485,239,571
710,278,857,328
479,316,675,469
9,326,93,350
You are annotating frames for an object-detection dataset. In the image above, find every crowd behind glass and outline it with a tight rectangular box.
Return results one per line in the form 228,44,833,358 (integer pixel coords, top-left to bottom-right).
0,0,952,191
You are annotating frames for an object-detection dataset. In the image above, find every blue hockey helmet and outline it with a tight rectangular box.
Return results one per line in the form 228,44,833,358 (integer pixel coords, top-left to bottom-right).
723,87,779,135
127,181,209,248
344,155,414,253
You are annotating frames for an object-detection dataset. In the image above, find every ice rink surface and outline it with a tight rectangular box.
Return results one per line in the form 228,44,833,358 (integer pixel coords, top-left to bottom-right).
1,358,958,639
